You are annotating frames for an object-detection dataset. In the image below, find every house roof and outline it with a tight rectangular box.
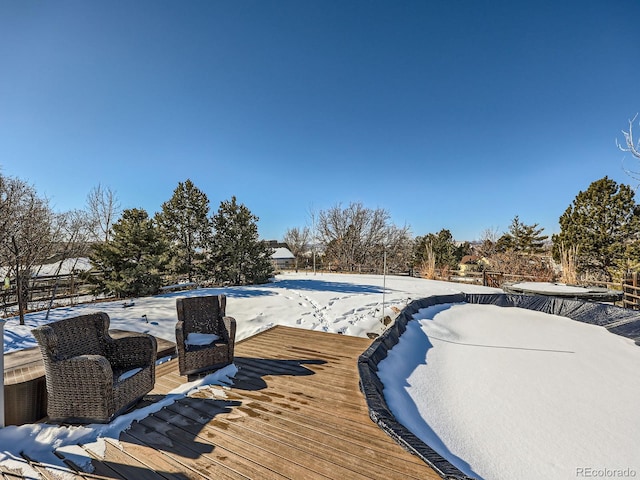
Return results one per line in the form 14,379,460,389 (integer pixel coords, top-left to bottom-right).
460,255,480,264
271,247,295,260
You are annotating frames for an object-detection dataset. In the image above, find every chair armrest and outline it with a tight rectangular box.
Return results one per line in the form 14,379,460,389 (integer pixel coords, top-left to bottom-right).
32,324,60,360
176,321,186,346
222,316,236,345
107,333,157,370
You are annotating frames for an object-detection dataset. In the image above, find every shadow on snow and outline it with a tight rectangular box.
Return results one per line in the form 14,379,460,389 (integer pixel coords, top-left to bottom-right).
271,279,389,295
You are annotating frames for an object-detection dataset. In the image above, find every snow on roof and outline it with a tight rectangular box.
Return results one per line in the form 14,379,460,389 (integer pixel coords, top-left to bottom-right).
0,258,92,279
34,258,92,276
271,247,295,259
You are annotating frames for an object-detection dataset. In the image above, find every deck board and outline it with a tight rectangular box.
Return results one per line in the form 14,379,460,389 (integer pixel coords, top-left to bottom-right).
120,326,440,480
13,326,440,479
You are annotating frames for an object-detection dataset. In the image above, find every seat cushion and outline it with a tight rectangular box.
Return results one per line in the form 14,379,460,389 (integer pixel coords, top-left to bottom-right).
116,367,143,382
185,332,221,346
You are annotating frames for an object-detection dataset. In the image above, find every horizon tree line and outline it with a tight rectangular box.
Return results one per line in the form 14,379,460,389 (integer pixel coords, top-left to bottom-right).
3,173,640,303
3,113,640,323
284,176,640,284
0,175,274,322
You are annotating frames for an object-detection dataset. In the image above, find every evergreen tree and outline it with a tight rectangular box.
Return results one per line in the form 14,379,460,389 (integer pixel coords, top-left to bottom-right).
552,177,639,281
413,229,465,270
208,196,273,285
90,208,166,297
497,216,548,254
156,179,211,282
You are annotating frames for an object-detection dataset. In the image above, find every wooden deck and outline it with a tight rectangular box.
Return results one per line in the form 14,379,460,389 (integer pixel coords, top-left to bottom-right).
2,326,440,480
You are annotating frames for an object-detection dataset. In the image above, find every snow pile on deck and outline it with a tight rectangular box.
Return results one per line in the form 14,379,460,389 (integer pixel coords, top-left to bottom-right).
0,365,237,479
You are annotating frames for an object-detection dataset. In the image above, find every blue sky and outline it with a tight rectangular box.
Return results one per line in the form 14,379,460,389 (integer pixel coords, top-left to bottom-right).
1,1,639,242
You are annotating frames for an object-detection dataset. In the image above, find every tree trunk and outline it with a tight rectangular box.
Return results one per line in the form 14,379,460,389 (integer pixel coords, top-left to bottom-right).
12,235,25,325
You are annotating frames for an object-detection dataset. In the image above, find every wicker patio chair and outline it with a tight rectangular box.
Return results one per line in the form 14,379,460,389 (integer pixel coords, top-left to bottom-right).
32,312,157,424
175,295,236,378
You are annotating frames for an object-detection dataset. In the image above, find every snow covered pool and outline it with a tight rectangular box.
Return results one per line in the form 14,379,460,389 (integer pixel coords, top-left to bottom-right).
360,294,640,480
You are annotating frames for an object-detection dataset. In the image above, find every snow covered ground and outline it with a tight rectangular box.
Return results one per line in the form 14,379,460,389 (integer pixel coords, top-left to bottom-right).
1,272,636,480
2,271,496,354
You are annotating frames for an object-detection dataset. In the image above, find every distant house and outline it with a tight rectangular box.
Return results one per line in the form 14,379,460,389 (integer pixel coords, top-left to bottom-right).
271,247,296,270
459,255,481,275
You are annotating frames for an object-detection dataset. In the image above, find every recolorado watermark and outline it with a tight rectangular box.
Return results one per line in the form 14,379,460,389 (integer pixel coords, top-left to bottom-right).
576,467,637,478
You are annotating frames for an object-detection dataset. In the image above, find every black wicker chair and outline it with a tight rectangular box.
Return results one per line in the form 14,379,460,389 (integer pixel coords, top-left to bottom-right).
32,312,157,424
175,295,236,378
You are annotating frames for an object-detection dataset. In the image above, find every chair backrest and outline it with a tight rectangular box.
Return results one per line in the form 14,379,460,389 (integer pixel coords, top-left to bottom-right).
33,312,109,361
176,295,226,336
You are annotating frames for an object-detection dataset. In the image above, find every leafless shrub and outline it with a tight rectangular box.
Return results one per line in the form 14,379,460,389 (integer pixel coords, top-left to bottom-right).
439,265,451,280
419,241,436,279
559,242,579,284
486,251,555,282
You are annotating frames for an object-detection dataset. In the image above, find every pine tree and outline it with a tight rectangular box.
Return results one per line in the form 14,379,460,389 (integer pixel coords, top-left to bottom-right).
208,196,273,285
156,179,211,282
90,208,166,297
552,177,639,281
413,229,465,271
497,216,548,254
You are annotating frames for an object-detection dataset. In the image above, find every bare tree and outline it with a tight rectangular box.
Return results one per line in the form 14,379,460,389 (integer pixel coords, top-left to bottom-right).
0,176,56,324
0,173,15,246
86,184,121,242
56,209,93,259
485,250,555,281
377,224,413,274
44,209,93,315
475,226,501,258
317,202,409,272
618,114,640,181
283,226,310,272
306,204,324,273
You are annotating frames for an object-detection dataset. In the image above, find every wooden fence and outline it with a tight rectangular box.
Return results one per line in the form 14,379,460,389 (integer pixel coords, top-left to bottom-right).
1,272,101,317
622,273,640,310
481,271,542,289
5,269,640,316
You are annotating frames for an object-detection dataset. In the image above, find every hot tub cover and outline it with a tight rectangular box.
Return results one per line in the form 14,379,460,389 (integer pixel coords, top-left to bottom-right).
503,282,623,303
